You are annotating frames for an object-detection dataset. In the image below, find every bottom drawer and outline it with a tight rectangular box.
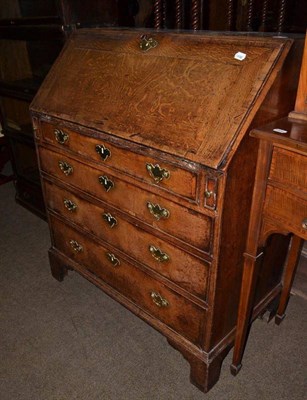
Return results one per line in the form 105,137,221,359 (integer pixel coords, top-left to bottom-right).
49,215,206,345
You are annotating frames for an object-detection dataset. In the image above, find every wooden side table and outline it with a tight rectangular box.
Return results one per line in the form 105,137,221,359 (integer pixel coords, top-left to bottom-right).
231,33,307,374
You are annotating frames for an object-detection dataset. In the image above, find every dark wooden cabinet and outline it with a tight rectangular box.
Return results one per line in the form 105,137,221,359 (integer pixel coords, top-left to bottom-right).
31,29,303,392
0,0,66,217
0,0,119,218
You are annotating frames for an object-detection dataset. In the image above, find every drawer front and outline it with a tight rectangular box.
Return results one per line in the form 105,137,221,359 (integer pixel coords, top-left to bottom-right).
44,181,210,300
269,148,307,196
50,215,205,344
39,147,212,253
264,186,307,239
40,121,198,200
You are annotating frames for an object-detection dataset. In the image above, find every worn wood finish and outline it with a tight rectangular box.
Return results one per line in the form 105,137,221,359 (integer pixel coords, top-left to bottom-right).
232,38,307,373
31,30,293,169
31,29,302,393
43,181,211,301
50,214,206,344
42,179,213,257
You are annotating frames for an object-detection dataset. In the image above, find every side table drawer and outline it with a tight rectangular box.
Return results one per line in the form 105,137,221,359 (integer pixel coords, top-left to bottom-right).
40,121,199,200
49,215,205,345
269,148,307,196
264,185,307,239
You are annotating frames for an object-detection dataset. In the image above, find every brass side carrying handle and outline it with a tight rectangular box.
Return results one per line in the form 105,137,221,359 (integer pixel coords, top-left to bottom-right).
150,291,169,308
95,144,111,161
102,212,117,228
69,239,83,253
302,218,307,230
63,199,77,212
54,128,69,144
106,252,120,267
98,175,114,192
149,245,169,263
146,163,170,183
147,202,170,220
58,160,73,176
140,35,158,52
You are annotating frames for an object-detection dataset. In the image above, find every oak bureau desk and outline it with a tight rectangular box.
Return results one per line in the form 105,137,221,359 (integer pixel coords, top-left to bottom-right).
30,29,302,392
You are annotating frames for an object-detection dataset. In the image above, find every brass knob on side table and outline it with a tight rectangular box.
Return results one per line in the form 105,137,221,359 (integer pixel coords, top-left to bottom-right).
302,218,307,230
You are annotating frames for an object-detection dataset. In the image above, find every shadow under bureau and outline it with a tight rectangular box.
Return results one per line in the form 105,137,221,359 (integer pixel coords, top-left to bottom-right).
30,29,303,393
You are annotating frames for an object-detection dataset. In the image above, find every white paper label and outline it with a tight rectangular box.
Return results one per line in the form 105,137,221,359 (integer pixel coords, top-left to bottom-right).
273,128,288,134
234,52,247,61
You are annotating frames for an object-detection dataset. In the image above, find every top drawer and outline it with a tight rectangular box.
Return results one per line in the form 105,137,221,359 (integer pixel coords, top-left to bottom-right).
269,147,307,197
40,121,199,201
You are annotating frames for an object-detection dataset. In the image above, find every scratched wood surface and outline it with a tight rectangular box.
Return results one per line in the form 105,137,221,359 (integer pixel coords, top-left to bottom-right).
50,213,206,344
31,29,291,169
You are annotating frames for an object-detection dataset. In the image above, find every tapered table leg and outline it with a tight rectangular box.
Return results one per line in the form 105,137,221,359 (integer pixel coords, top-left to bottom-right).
275,235,303,325
230,251,263,375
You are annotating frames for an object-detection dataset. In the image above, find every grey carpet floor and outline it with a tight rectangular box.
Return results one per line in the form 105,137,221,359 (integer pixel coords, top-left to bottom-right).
0,182,306,400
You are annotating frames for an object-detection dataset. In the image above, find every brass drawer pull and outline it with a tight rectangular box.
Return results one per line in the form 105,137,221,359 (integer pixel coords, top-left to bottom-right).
147,202,170,220
95,144,111,161
63,199,77,212
54,128,69,144
205,190,213,199
106,252,120,267
102,212,117,228
98,175,114,192
58,160,73,176
302,218,307,230
149,245,169,263
69,239,83,253
146,163,170,183
150,291,169,308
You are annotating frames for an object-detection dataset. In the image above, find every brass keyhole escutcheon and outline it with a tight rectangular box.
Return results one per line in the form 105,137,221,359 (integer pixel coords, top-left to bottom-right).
140,35,158,52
